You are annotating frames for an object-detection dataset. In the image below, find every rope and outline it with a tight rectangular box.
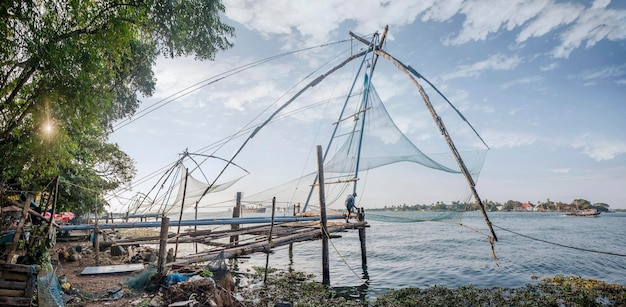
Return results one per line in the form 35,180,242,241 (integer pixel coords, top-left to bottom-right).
320,223,369,284
111,39,351,132
365,212,626,259
493,223,626,258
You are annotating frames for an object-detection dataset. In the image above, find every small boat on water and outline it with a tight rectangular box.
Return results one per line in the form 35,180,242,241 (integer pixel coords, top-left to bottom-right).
241,204,266,214
566,208,601,217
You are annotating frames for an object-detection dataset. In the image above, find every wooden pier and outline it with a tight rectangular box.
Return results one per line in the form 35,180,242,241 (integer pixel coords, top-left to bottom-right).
171,218,367,266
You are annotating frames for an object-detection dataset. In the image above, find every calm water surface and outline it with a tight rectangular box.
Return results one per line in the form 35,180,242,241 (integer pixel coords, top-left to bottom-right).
224,211,626,296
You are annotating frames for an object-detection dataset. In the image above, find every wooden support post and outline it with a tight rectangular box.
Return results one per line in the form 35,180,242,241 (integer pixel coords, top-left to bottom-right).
357,208,367,268
264,197,277,284
194,199,199,254
94,192,100,266
94,223,100,266
316,145,330,285
288,202,296,265
8,195,32,263
174,168,189,259
157,216,170,276
230,192,241,246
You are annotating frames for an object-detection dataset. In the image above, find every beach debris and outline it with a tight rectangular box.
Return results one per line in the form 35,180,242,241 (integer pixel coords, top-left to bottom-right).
128,246,157,263
161,276,240,307
164,273,193,286
81,263,144,275
125,267,158,290
168,299,198,306
110,243,125,256
57,245,82,262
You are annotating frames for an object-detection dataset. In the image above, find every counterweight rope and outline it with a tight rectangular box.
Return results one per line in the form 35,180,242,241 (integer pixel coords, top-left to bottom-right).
362,212,626,259
493,223,626,258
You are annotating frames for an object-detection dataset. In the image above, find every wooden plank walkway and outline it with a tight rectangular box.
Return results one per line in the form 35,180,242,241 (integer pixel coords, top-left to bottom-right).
171,219,367,266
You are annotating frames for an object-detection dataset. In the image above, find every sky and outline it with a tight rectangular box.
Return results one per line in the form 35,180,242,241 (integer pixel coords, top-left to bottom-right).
108,0,626,212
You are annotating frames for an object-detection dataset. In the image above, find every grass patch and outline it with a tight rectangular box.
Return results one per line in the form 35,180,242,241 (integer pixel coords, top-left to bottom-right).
238,271,625,307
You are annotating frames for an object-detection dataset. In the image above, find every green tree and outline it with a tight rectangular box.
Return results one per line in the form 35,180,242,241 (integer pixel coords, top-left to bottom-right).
503,200,518,212
592,202,610,212
571,199,592,210
1,0,234,214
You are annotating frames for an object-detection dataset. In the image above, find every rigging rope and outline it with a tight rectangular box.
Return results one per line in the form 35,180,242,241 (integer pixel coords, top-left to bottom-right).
493,223,626,258
111,39,351,132
364,212,626,259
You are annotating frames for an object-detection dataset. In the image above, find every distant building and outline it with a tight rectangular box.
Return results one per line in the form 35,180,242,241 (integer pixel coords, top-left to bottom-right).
514,202,534,211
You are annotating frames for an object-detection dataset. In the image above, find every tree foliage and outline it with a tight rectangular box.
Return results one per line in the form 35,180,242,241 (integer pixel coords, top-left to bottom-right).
1,0,234,214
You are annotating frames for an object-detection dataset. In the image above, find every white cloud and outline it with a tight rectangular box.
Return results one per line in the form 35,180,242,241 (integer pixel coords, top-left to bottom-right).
566,64,626,84
552,1,626,58
500,76,543,89
420,0,463,22
483,130,539,148
442,54,523,80
540,63,558,71
223,82,281,111
444,0,547,45
516,2,583,43
569,133,626,161
550,168,571,174
223,0,432,44
483,129,625,161
223,0,625,60
508,107,522,116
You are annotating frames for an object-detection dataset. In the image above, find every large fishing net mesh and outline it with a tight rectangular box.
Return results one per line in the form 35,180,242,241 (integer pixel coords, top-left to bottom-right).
124,71,487,225
237,77,487,216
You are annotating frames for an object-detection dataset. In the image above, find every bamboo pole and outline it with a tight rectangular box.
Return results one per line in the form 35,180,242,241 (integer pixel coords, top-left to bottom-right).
157,216,170,276
316,145,330,285
171,222,366,266
174,167,189,259
8,194,32,263
358,208,367,268
349,30,497,241
230,192,241,246
264,197,277,284
94,191,100,266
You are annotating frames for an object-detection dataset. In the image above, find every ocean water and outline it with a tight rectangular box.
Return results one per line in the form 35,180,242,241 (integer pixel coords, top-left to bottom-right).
210,211,626,297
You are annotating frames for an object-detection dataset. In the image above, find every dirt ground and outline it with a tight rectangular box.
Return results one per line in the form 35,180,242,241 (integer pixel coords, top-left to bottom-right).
53,240,158,306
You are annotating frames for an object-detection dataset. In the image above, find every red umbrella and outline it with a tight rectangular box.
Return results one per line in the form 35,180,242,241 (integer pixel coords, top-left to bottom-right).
59,212,75,221
43,211,75,222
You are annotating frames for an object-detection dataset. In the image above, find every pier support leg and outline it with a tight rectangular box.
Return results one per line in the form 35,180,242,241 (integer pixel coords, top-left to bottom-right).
157,217,170,276
316,145,330,285
264,197,277,284
230,192,241,246
358,208,367,268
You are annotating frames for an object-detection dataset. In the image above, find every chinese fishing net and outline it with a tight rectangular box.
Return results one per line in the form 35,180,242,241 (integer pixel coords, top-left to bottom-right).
238,75,487,225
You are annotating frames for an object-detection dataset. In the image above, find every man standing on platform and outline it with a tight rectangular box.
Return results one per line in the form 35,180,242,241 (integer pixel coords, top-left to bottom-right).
345,193,358,222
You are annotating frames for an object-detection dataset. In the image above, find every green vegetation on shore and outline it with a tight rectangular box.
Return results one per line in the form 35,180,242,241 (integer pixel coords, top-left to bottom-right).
1,1,234,215
239,269,626,307
371,198,616,213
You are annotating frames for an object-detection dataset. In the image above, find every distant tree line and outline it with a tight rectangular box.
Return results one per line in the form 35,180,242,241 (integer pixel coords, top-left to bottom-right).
372,199,618,212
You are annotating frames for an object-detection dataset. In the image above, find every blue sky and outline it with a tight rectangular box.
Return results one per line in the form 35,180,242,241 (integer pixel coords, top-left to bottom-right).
109,0,626,211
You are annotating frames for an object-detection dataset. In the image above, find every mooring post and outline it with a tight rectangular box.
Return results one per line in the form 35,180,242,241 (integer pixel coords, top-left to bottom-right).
264,197,277,284
175,167,189,259
288,203,296,265
94,193,100,266
358,208,367,267
316,145,330,285
157,216,170,276
230,192,241,246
